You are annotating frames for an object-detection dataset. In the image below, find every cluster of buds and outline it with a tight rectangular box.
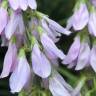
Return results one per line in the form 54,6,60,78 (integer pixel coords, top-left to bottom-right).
0,0,81,96
62,0,96,72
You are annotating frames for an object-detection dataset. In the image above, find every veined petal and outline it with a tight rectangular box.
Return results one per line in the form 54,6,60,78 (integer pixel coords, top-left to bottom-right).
41,33,65,60
73,3,89,30
9,56,31,93
49,72,71,96
90,45,96,72
75,42,90,70
0,7,8,34
0,43,17,78
41,19,60,42
44,17,71,35
32,44,51,78
5,12,21,39
62,36,80,64
88,12,96,37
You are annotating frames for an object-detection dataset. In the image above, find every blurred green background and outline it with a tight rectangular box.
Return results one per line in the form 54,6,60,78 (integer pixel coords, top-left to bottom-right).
0,0,75,96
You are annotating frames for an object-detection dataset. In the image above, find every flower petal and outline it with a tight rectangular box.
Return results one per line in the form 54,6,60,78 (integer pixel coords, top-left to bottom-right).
75,42,90,70
73,3,89,30
62,36,80,64
41,33,65,60
9,56,31,93
90,45,96,72
0,43,17,78
32,44,51,78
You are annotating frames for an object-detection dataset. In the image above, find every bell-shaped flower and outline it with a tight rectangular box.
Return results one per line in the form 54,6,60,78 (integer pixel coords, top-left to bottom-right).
90,44,96,72
41,33,65,60
49,71,72,96
62,36,81,64
88,6,96,37
9,48,31,93
32,43,51,78
67,0,89,30
5,11,25,40
0,41,17,78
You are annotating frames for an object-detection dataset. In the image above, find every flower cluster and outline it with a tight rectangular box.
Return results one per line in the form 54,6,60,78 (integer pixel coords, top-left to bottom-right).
0,0,79,96
62,0,96,72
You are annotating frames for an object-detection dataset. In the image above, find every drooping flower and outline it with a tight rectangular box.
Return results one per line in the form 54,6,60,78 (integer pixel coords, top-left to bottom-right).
0,40,17,78
75,40,90,70
32,43,51,78
0,2,8,34
41,33,65,60
67,0,89,30
5,11,25,40
9,48,31,93
88,6,96,36
63,36,81,64
48,71,81,96
63,34,90,70
42,15,71,36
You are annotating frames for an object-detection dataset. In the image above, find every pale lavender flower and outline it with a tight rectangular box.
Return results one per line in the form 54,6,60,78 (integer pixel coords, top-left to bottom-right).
62,36,81,64
90,44,96,72
49,71,73,96
5,11,25,40
0,42,17,78
67,0,89,30
0,7,8,34
32,43,51,78
41,33,65,60
9,49,31,93
43,16,71,36
75,41,90,70
63,35,90,70
88,6,96,36
8,0,37,11
41,19,61,42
